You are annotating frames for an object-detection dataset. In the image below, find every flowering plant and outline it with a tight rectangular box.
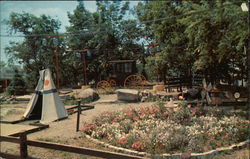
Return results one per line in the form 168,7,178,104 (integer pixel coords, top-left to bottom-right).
82,102,249,153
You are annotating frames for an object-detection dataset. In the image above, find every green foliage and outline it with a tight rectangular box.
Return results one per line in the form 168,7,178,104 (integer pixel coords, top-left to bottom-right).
135,0,248,84
136,1,193,83
4,1,248,87
0,61,6,69
5,12,63,88
62,97,92,105
178,0,248,83
6,69,26,95
67,1,144,84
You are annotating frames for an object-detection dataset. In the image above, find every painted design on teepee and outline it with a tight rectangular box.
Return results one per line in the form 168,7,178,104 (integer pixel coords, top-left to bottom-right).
44,80,50,86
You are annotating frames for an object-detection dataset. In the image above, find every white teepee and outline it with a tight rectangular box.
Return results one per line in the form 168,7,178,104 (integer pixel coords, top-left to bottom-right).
23,69,68,124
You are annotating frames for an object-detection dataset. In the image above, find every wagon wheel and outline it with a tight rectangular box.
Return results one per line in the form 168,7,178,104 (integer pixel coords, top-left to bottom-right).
97,80,111,93
108,79,116,88
139,74,146,81
139,74,148,85
124,74,145,89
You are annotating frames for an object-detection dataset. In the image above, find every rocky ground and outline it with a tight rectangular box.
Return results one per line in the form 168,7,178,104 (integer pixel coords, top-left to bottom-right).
0,93,249,159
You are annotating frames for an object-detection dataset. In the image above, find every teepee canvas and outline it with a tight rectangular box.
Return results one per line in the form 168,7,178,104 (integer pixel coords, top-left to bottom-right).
23,69,68,124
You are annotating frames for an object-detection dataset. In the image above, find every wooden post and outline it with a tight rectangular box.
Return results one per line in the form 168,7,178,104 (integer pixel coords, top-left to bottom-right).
76,100,81,132
248,0,250,129
4,79,8,89
19,131,27,159
55,46,60,89
83,54,87,85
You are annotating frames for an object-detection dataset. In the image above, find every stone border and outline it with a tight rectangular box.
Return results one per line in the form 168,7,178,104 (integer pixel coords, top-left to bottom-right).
85,134,249,158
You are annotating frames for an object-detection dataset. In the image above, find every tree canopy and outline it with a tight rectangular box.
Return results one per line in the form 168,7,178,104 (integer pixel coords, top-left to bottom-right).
136,0,248,84
5,12,63,88
4,1,248,88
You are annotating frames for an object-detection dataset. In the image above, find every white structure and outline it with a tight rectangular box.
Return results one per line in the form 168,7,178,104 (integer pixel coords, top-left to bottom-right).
23,69,68,124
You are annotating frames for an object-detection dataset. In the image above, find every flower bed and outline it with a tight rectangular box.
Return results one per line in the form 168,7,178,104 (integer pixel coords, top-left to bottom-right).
82,102,249,154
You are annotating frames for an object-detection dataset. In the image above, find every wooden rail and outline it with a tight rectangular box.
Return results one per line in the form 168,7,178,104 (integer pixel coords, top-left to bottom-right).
0,132,146,159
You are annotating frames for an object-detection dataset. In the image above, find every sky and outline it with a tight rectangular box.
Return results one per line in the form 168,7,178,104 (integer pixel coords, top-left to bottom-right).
0,1,139,65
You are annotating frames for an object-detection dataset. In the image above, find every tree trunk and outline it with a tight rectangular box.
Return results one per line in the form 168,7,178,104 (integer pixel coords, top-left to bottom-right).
247,2,250,119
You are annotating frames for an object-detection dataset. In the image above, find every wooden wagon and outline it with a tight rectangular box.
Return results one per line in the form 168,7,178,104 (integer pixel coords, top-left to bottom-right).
96,60,147,91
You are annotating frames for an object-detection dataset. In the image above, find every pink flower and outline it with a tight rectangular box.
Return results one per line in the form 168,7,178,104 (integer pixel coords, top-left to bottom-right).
163,112,168,116
201,117,207,121
133,116,140,121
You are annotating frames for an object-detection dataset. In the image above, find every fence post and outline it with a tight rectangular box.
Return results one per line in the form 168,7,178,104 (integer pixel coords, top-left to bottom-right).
19,130,28,159
76,100,81,132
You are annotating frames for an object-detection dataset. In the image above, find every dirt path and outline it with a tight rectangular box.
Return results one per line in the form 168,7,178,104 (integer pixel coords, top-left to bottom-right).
0,103,27,121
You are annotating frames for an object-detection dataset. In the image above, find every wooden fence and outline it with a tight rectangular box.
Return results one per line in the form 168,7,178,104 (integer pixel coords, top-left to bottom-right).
165,76,203,92
0,131,145,159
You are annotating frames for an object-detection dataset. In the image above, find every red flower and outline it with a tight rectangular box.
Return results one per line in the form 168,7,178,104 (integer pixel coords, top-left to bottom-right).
112,117,121,122
140,107,148,114
125,111,132,117
82,124,95,134
149,108,155,114
132,141,144,150
116,138,127,144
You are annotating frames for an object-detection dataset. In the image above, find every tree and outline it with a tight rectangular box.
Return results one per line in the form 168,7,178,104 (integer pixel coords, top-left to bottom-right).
66,1,98,85
0,61,6,70
67,1,144,84
135,0,192,84
88,1,135,81
5,12,63,89
136,0,248,85
179,0,248,84
6,68,26,95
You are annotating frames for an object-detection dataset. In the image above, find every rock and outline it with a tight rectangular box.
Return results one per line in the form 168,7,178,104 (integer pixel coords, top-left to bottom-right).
140,96,148,102
77,88,99,101
153,85,165,92
165,98,175,108
59,88,73,94
81,85,91,90
116,89,139,102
